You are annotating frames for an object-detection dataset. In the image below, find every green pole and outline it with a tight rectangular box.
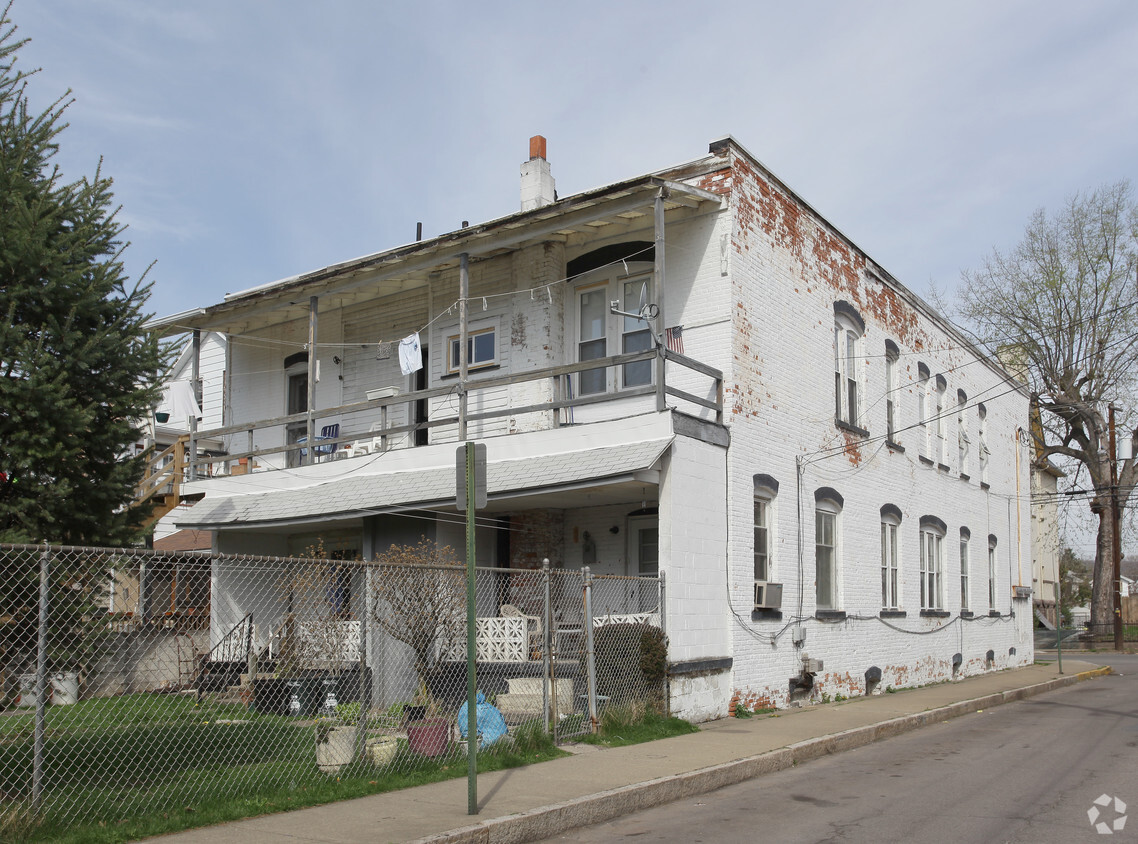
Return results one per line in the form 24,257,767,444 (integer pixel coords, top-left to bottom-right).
466,441,478,814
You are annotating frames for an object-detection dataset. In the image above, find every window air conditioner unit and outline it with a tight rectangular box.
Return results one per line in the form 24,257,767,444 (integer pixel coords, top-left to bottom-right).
754,581,783,610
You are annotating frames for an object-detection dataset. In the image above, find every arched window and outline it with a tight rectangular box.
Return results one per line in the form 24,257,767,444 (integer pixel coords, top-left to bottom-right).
919,515,947,611
988,534,998,609
880,504,902,610
815,488,844,609
833,302,865,428
978,403,990,485
917,362,930,458
957,389,970,476
573,252,654,395
885,340,900,441
959,527,971,611
753,475,779,584
935,375,948,464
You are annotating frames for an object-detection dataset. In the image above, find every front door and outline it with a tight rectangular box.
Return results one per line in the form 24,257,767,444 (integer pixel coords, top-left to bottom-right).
628,514,659,613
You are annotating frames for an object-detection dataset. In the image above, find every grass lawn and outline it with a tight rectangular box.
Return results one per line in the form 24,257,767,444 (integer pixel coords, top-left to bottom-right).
0,693,569,843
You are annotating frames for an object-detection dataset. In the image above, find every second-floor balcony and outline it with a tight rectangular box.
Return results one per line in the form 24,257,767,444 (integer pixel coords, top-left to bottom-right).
179,345,723,483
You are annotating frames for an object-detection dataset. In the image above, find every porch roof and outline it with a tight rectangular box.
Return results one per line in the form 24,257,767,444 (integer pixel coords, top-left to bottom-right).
174,434,673,531
147,172,724,339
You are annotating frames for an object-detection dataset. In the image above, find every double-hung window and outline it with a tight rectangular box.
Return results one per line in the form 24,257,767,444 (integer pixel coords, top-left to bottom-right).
446,322,498,374
754,499,770,582
919,516,945,611
833,302,865,429
880,505,901,611
815,488,843,610
957,389,970,475
978,403,990,484
935,375,947,464
885,341,900,442
960,528,971,611
574,270,653,395
917,363,930,458
988,535,998,610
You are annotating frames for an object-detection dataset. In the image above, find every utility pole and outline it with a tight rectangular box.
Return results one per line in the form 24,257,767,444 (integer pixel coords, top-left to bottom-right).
1109,404,1123,651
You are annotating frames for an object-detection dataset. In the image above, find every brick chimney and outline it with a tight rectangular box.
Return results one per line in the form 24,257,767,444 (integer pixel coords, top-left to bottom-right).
520,135,556,211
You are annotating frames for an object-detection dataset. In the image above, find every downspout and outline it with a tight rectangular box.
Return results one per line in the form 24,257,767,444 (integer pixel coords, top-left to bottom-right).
654,189,667,412
1014,428,1023,586
306,296,318,465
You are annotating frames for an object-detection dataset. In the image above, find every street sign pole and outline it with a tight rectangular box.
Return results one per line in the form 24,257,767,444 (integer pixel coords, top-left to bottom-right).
463,442,480,814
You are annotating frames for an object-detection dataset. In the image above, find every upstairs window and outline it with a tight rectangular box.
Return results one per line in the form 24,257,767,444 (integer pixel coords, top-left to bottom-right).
917,363,930,458
978,403,990,484
885,340,900,442
957,389,970,475
833,302,865,429
446,322,498,374
573,266,654,396
935,375,948,464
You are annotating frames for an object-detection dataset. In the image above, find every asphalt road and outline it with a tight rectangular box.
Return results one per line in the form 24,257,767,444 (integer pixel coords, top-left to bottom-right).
539,654,1138,844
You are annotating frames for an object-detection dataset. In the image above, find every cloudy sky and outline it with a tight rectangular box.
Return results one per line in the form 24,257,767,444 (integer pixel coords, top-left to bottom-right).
10,1,1137,551
15,0,1138,322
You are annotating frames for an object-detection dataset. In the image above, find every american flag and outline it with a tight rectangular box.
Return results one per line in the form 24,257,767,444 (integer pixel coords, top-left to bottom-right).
665,325,684,354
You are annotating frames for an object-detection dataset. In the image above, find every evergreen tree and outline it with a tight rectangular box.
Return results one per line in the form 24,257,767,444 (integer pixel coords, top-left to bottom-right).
0,5,168,545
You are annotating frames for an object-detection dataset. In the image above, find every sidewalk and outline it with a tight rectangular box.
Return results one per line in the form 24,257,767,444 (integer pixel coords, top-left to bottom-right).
151,659,1109,844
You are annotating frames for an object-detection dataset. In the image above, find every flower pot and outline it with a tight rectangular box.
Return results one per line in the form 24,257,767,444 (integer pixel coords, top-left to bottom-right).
50,671,79,705
406,718,449,757
155,412,170,423
366,735,400,768
315,725,357,774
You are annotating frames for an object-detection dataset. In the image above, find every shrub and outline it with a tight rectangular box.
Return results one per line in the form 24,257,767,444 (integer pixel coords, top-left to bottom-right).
594,623,667,705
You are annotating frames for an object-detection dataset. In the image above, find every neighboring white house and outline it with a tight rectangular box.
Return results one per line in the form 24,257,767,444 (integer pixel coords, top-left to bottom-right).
150,136,1034,721
1030,425,1064,625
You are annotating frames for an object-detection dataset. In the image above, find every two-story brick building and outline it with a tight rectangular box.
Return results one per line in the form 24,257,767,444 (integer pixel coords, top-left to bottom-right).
151,136,1034,721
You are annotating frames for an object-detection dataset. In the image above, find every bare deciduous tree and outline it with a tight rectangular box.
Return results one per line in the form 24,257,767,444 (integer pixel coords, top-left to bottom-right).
959,180,1138,630
369,539,465,684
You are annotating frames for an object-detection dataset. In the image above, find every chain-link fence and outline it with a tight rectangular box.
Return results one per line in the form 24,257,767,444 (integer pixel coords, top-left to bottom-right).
0,542,665,833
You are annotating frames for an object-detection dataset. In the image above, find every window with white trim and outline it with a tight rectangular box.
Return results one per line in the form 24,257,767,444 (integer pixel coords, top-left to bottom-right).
957,389,970,476
885,341,899,442
833,306,864,428
935,375,947,464
815,489,843,610
988,534,998,610
754,498,771,582
978,403,990,484
446,321,498,374
919,517,945,611
881,506,901,611
573,269,653,395
960,528,971,611
917,363,930,458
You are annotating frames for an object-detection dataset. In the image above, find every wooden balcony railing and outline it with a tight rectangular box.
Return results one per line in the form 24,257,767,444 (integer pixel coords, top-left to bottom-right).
181,345,723,480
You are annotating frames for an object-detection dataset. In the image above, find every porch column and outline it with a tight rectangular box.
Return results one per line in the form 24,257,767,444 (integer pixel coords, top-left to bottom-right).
654,188,667,412
306,296,318,465
191,329,202,407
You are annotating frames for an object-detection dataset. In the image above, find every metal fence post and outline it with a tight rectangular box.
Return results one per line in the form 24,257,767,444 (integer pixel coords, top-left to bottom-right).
583,567,598,732
541,559,551,734
659,570,669,717
32,544,50,810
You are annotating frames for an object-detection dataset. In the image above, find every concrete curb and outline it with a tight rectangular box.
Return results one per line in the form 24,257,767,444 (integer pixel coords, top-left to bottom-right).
413,666,1112,844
